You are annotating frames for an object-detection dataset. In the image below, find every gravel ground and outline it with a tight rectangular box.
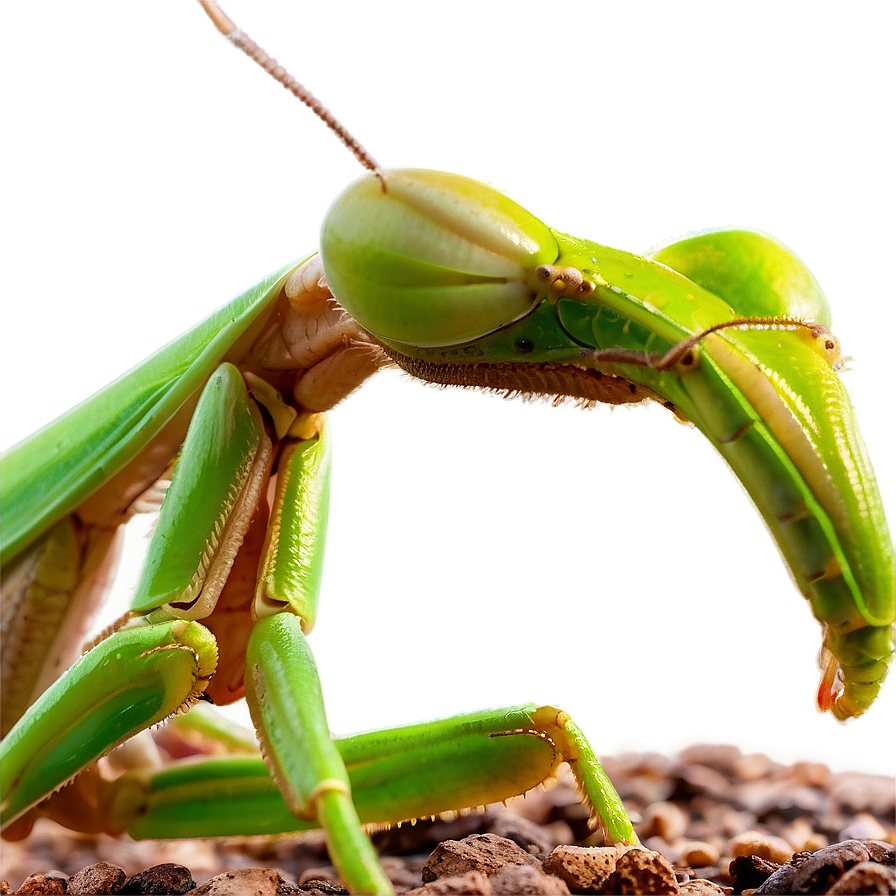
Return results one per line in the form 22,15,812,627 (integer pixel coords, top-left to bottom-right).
2,744,893,894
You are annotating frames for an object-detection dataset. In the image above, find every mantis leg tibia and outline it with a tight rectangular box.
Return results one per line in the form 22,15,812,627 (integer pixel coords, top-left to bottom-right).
245,612,393,895
105,702,636,849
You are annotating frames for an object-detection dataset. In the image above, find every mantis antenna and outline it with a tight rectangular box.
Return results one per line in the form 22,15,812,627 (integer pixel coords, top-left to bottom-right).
197,0,382,176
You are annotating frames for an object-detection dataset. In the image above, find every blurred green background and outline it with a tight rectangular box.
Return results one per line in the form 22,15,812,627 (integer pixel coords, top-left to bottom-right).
0,0,896,769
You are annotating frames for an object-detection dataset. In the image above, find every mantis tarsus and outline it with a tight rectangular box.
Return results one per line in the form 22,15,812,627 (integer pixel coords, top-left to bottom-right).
4,1,892,888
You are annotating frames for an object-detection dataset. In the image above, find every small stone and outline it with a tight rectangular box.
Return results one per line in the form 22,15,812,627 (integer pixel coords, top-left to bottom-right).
751,782,825,820
643,836,678,861
678,744,743,772
67,862,127,895
718,808,757,840
406,870,494,895
379,856,427,892
778,817,822,853
790,761,830,789
837,812,888,841
13,874,66,895
121,863,195,895
187,867,298,895
489,864,570,895
542,845,617,891
607,847,678,895
675,764,734,802
825,861,896,895
679,840,720,868
828,772,896,816
732,753,774,782
729,831,793,864
679,880,727,894
640,801,689,842
297,868,340,887
422,834,539,883
1,881,10,895
486,812,561,857
294,879,347,896
728,855,781,893
754,840,893,895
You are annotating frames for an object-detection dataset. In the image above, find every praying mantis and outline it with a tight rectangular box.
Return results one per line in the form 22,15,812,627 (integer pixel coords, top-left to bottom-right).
4,6,893,896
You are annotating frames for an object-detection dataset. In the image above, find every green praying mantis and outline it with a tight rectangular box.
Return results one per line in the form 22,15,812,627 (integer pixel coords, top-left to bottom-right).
1,1,896,888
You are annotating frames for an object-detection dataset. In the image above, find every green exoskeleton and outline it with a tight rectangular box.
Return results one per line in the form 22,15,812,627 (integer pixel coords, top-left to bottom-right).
1,3,893,894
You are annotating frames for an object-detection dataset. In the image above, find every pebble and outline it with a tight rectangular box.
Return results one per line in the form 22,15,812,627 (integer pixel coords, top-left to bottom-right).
678,840,720,868
406,869,493,895
678,744,744,773
730,830,794,864
791,761,831,789
488,864,569,895
752,839,894,895
825,861,895,895
729,854,782,892
678,880,727,894
121,863,194,895
640,802,689,842
732,753,774,783
674,764,734,802
186,868,298,895
480,811,563,856
66,862,127,895
12,874,66,895
829,772,895,816
542,845,617,890
753,782,826,820
778,817,826,853
838,812,889,842
293,879,346,895
611,846,679,895
421,834,540,883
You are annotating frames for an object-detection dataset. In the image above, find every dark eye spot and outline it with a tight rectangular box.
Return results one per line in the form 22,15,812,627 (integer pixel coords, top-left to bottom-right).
515,338,535,354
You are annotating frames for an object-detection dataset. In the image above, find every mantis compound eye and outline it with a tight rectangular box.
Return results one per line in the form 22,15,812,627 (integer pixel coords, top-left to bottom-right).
320,168,559,348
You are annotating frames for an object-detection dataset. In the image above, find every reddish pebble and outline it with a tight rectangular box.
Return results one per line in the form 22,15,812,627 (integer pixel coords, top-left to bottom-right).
14,874,66,896
730,830,793,864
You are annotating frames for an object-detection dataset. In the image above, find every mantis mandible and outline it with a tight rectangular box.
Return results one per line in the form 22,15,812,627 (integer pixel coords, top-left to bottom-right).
1,3,896,892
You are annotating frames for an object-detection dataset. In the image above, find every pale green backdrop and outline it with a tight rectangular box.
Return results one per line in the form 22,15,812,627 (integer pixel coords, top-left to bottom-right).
0,0,896,768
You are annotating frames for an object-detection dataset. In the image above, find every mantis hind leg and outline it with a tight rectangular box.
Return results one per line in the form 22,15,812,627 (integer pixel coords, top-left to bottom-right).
101,677,636,888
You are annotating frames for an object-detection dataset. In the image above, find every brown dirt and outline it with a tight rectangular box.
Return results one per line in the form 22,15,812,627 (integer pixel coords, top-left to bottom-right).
2,744,893,894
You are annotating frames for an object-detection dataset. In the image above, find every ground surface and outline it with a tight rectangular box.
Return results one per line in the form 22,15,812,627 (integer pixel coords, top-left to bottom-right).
2,744,894,894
